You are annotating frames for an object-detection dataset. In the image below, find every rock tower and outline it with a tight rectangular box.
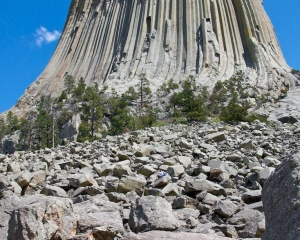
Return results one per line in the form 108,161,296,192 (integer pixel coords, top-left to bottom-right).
14,0,296,114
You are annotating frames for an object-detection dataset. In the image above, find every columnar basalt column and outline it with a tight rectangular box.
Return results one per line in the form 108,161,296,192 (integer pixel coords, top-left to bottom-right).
13,0,296,115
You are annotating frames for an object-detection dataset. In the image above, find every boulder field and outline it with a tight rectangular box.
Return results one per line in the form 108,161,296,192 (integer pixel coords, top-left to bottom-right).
1,120,300,239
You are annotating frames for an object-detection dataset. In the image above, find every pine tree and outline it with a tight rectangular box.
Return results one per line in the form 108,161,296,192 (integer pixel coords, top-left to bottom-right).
34,95,59,149
17,111,36,151
6,111,19,134
73,77,86,100
64,74,75,94
0,118,6,140
78,84,103,141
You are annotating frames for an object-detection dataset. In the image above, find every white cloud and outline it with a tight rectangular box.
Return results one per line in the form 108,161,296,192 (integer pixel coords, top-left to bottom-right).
34,26,61,46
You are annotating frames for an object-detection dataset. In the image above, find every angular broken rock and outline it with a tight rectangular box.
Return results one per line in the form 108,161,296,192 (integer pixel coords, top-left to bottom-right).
213,200,240,218
262,152,300,240
185,179,225,196
205,132,226,142
167,165,185,178
129,196,180,232
41,185,69,198
227,208,265,238
241,190,262,204
117,176,146,196
152,175,171,188
113,163,132,178
7,195,76,240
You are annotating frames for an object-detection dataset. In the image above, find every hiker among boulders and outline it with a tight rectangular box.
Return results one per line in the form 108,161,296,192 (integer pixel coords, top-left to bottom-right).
157,171,167,179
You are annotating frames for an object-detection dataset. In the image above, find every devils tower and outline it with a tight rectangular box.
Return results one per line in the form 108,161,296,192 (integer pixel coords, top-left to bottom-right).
12,0,296,115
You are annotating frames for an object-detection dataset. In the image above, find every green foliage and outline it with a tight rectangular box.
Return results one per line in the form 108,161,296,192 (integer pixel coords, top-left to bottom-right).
208,81,227,115
73,77,86,100
78,84,103,142
219,93,248,123
169,77,209,122
108,94,134,135
139,74,152,108
57,108,72,130
123,86,139,103
0,118,6,140
33,96,60,149
136,108,157,129
6,111,20,134
57,90,67,102
17,118,32,151
64,75,75,94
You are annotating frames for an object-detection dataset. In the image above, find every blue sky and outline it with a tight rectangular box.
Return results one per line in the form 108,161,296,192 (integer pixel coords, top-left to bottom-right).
0,0,299,113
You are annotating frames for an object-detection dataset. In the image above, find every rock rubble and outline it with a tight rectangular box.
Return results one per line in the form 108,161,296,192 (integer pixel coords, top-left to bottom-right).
1,120,300,239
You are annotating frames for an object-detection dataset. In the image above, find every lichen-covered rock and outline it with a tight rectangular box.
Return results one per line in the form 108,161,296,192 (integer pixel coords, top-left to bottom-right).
117,176,146,196
129,196,180,233
262,152,300,240
227,208,265,238
7,195,76,240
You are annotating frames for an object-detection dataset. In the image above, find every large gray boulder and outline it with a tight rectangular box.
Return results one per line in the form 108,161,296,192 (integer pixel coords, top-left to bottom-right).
6,195,76,240
262,152,300,240
129,196,180,233
125,230,231,240
227,208,265,238
0,132,19,154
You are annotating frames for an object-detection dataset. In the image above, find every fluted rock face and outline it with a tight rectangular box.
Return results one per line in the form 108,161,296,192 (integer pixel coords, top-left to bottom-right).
16,0,296,113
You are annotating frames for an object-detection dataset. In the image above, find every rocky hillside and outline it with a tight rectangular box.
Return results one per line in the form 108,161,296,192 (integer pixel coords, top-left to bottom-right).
1,120,300,239
10,0,297,117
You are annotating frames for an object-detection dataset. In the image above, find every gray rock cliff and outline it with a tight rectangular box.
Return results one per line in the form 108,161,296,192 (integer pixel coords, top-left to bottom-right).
11,0,296,116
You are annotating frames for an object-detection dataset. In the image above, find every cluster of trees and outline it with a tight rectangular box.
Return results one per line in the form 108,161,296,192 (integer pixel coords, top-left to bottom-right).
1,74,158,151
168,74,267,124
1,73,269,151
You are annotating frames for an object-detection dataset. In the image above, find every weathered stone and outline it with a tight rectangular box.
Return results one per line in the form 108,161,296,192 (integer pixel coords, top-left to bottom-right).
262,152,300,240
205,132,226,142
113,163,132,178
167,165,185,178
7,162,21,173
72,186,103,197
68,173,97,188
162,183,183,196
240,139,253,150
15,171,31,188
152,175,171,188
129,196,180,232
117,176,146,196
125,231,230,240
41,185,69,198
202,193,220,206
185,179,225,196
137,165,156,178
177,156,192,167
227,208,265,238
213,200,239,218
241,190,262,204
7,195,76,240
172,195,199,209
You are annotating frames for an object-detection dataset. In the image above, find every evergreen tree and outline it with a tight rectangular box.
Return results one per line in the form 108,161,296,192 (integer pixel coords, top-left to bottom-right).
6,111,19,134
73,77,86,100
17,111,36,151
220,92,247,123
0,118,6,140
169,76,209,122
108,94,134,135
34,95,59,149
57,90,67,102
64,74,75,94
139,74,152,109
78,84,103,142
